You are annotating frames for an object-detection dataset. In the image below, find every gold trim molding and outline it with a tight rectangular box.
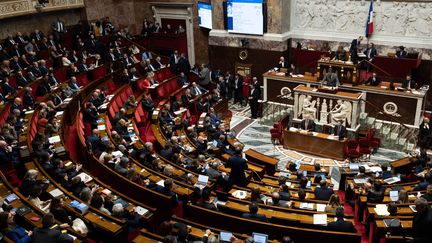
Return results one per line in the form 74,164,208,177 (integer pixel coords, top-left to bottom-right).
0,0,84,20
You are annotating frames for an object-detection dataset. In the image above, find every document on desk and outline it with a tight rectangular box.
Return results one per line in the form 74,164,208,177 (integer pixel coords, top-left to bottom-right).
135,206,148,216
300,202,314,210
232,190,247,200
316,204,326,212
48,135,61,143
112,151,123,158
313,214,328,225
289,127,298,132
374,204,390,216
75,172,93,184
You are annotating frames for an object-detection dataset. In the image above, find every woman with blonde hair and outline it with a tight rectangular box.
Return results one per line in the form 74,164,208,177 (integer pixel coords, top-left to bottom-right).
325,194,342,213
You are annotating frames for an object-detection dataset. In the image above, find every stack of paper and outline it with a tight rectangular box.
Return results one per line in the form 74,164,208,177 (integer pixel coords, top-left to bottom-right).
313,214,328,225
374,204,390,216
112,151,123,158
300,203,314,210
49,188,64,198
48,135,61,143
316,204,326,212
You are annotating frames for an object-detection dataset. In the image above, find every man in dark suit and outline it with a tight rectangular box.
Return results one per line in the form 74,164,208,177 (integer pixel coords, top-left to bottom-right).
226,147,248,187
349,36,363,63
169,50,180,73
322,67,339,87
16,71,29,87
191,82,205,97
314,180,334,201
363,42,377,71
333,121,346,139
249,78,261,119
364,72,380,86
197,188,218,211
410,198,432,243
86,129,106,155
32,213,73,243
396,46,407,58
83,102,99,129
278,56,289,69
52,18,66,43
31,29,44,42
177,53,191,74
233,73,243,106
300,114,316,132
418,117,431,154
402,75,416,90
242,202,268,222
327,207,357,233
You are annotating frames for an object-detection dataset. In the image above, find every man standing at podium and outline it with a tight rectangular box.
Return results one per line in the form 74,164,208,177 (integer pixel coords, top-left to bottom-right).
300,114,316,132
322,68,339,87
349,36,363,63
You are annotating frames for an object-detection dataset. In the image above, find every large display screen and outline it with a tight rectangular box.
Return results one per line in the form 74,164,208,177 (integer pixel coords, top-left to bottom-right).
227,0,264,35
198,2,213,29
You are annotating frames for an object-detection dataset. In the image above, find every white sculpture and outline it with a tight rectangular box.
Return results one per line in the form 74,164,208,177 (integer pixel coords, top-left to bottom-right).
292,0,432,38
330,99,352,125
298,95,317,119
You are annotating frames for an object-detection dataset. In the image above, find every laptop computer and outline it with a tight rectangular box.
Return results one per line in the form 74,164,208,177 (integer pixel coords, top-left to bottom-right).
220,232,233,242
194,175,209,190
252,232,268,243
349,164,359,171
389,191,399,202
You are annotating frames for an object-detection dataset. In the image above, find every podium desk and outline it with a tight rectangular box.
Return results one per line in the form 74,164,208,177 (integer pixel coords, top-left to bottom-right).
283,129,347,161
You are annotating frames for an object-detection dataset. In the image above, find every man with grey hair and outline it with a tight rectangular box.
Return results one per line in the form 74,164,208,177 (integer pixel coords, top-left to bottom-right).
411,198,432,242
112,203,141,231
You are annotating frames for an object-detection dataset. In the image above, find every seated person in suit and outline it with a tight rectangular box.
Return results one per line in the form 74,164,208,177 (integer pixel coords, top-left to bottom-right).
314,180,334,201
327,207,357,233
300,114,316,132
396,46,407,58
321,67,340,87
411,198,432,243
367,181,385,203
402,75,416,90
267,191,290,208
241,202,268,222
31,213,73,243
197,188,218,211
364,72,380,86
333,120,346,139
421,185,432,202
278,56,288,69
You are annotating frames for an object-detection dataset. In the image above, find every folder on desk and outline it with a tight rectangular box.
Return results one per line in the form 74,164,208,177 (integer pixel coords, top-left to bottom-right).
49,188,64,198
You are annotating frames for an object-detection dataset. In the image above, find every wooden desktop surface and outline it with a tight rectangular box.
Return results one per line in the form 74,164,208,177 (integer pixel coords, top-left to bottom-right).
283,129,347,161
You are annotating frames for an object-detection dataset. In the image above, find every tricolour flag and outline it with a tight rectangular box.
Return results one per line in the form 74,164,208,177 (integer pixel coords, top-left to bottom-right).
365,0,374,37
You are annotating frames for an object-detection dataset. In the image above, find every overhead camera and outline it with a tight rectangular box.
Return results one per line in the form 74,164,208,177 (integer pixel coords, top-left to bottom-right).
37,0,49,7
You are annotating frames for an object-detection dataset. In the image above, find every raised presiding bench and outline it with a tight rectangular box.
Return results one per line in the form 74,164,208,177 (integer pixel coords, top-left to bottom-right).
284,128,347,161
